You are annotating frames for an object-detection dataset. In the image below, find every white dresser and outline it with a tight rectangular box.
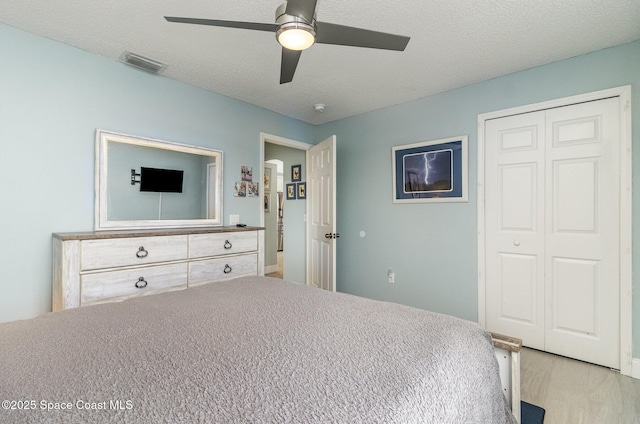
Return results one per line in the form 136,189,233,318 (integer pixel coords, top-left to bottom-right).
52,227,264,310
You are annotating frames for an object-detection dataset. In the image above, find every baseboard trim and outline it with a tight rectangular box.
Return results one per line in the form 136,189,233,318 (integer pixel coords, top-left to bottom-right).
632,358,640,380
265,264,278,274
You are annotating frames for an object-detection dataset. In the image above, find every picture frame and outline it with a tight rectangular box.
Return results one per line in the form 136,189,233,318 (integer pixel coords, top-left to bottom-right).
264,168,272,193
297,182,306,199
247,182,259,197
233,181,247,197
241,165,253,182
291,164,301,182
392,136,468,203
264,193,271,212
286,183,297,200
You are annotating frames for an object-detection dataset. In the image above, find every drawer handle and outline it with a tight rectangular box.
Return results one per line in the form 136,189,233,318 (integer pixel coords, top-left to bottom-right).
136,246,149,258
224,240,232,250
224,264,232,274
135,277,148,289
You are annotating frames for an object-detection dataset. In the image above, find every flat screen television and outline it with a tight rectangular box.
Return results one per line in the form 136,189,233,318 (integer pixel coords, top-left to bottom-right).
140,167,184,193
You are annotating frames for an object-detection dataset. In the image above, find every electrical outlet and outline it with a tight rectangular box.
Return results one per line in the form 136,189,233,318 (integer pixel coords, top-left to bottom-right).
388,269,395,284
230,214,240,225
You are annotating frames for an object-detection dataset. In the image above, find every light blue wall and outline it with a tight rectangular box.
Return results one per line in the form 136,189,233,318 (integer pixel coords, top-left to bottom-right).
0,23,313,323
315,39,640,356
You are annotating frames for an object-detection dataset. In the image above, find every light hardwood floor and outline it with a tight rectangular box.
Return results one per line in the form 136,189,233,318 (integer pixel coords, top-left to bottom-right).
520,347,640,423
266,251,283,279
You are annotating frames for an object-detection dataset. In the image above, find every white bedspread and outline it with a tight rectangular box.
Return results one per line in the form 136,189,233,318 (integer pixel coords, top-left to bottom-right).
1,276,516,423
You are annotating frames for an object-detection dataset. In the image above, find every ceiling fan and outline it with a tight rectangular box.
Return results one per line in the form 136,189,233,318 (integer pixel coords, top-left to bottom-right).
165,0,410,84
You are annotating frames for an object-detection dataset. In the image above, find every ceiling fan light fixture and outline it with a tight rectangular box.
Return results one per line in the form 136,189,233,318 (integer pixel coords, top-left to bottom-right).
167,0,410,84
276,22,316,51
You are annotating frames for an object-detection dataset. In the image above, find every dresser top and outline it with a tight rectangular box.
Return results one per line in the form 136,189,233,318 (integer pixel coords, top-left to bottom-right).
53,226,265,241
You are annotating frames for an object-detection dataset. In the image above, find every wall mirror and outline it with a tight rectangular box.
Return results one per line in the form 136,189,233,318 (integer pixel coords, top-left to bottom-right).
95,130,223,231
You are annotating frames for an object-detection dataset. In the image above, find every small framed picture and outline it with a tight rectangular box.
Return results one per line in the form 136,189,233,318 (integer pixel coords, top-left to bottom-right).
264,168,272,192
264,193,271,212
241,165,253,182
297,182,306,199
286,183,297,200
291,164,302,182
233,181,246,197
247,182,259,197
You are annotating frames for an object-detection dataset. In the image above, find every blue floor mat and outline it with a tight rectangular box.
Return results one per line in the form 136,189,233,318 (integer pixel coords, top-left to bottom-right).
521,401,545,424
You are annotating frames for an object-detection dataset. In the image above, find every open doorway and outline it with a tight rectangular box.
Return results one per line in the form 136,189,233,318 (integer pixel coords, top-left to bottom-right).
260,133,312,284
264,159,283,278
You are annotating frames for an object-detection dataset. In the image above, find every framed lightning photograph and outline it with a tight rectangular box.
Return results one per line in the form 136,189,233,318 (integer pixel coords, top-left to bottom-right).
392,136,468,203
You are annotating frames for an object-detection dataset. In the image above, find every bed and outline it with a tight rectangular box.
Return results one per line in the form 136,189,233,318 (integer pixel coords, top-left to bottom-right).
1,276,518,423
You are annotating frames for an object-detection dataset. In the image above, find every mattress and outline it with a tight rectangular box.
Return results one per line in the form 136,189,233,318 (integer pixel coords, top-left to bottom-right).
1,276,516,423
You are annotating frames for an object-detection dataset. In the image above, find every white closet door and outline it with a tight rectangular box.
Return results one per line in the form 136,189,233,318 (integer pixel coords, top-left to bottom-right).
485,111,546,350
544,98,620,369
484,97,621,369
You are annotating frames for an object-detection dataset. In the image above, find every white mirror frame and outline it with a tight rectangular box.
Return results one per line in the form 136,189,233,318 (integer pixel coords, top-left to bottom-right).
95,129,223,231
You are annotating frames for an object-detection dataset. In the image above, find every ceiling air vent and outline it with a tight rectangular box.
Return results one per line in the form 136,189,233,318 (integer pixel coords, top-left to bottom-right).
120,51,166,74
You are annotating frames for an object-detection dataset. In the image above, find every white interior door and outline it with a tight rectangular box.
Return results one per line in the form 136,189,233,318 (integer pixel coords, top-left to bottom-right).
307,135,336,291
484,97,621,369
543,98,620,368
485,111,547,350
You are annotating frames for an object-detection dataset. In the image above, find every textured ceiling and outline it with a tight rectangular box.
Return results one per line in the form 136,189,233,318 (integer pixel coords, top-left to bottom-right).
2,0,640,124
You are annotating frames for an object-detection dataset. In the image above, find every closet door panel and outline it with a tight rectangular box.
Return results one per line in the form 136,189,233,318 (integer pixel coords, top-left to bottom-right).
485,111,546,349
544,98,620,369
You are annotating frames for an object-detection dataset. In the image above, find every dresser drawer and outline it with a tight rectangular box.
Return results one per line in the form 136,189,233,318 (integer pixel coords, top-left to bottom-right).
189,231,258,258
81,263,188,306
188,253,258,286
81,235,188,270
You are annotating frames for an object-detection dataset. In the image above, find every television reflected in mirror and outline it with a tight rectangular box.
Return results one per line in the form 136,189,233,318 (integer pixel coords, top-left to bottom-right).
95,130,223,231
140,167,184,193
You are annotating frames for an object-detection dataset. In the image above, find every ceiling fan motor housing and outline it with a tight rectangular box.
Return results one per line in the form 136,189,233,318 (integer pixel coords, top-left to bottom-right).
275,3,316,26
275,3,317,50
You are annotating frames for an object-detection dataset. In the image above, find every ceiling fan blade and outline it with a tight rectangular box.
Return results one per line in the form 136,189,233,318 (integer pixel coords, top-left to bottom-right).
165,16,278,32
285,0,318,23
315,22,410,51
280,48,302,84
